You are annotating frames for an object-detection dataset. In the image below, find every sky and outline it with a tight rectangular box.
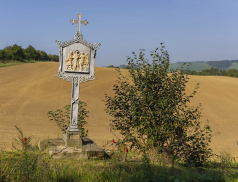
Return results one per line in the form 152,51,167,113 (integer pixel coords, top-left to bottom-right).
0,0,237,66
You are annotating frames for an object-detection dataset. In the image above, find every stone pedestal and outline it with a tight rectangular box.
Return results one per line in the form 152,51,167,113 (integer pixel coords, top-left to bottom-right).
63,130,83,147
38,137,111,160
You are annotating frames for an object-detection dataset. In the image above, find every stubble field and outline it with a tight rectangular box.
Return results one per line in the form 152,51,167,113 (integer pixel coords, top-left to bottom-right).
0,62,238,158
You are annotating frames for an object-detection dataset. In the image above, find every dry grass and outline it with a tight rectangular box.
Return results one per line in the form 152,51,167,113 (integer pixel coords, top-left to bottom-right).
0,62,238,159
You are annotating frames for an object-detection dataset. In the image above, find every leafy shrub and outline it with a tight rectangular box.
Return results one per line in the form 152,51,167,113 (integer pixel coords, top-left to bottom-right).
104,43,212,166
47,101,89,137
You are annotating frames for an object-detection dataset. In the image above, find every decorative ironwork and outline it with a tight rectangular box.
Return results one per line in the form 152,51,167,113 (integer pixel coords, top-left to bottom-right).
74,32,84,39
56,32,101,51
56,72,96,83
56,12,100,50
74,77,79,87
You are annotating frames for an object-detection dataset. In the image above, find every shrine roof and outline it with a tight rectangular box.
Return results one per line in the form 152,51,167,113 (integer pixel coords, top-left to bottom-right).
56,32,101,51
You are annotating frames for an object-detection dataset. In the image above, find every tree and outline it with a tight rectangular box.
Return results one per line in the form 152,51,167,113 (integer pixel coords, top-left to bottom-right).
210,68,219,75
0,49,5,60
12,44,25,61
107,65,119,68
227,69,238,77
4,46,14,60
0,44,59,62
25,45,37,60
48,54,59,62
38,50,48,61
104,43,212,166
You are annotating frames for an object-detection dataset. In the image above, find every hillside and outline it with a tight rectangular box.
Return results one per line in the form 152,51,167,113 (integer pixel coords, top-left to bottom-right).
169,62,211,71
229,62,238,70
0,62,238,157
169,60,238,71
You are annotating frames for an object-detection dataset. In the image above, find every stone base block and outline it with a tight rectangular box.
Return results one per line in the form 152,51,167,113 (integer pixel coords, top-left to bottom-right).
49,146,88,159
45,137,110,160
63,130,82,147
38,138,65,151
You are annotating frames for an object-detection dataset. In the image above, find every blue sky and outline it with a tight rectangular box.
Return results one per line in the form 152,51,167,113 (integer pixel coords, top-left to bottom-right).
0,0,237,66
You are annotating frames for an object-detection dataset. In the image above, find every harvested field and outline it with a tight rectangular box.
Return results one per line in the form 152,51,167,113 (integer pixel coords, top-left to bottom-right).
0,62,238,157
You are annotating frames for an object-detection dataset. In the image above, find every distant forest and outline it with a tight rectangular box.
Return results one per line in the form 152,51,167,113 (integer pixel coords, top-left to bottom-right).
119,59,238,78
206,60,238,70
0,44,59,62
170,60,238,77
186,68,238,77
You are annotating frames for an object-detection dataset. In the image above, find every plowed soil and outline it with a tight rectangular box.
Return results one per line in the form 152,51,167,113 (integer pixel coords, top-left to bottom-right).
0,62,238,157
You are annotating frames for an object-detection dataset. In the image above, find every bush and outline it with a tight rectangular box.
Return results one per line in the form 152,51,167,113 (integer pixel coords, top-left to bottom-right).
104,43,212,166
47,102,89,137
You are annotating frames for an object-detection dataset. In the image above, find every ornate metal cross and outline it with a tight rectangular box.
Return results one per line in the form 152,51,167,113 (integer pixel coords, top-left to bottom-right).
70,12,89,33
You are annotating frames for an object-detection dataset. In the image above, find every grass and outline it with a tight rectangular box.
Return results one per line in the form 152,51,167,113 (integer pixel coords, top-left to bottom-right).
229,63,238,70
1,126,238,181
0,147,238,182
0,60,52,68
0,61,26,67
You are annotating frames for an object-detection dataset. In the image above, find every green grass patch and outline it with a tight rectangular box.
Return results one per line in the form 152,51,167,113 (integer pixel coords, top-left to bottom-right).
0,60,54,68
0,60,38,68
229,62,238,70
0,61,26,67
1,148,238,182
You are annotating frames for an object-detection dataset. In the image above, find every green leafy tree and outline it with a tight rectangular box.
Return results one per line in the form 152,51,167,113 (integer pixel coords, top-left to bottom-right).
25,45,37,60
38,50,48,61
107,65,119,68
12,44,25,61
47,101,89,137
0,49,6,60
104,43,212,166
4,46,14,60
48,54,59,62
227,69,238,77
0,44,58,62
210,68,219,75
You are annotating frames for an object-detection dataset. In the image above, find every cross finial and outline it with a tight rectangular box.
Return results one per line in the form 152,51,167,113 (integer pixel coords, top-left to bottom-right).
70,12,89,33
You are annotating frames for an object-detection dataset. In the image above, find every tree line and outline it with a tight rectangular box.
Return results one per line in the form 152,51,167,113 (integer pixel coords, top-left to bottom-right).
186,68,238,77
206,60,238,70
0,44,59,62
120,64,238,78
175,60,238,70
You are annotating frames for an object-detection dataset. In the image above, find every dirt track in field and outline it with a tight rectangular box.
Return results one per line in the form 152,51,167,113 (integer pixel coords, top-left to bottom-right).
0,62,238,157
